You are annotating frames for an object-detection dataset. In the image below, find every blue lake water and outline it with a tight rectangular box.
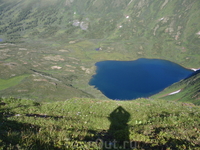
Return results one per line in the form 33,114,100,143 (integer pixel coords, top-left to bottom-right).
89,58,194,100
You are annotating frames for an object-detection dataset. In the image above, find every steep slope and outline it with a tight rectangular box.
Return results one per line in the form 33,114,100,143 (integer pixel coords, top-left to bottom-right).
152,70,200,105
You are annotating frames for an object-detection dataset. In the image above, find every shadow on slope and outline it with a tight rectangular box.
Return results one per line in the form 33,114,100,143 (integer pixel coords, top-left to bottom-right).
0,99,61,150
84,107,200,150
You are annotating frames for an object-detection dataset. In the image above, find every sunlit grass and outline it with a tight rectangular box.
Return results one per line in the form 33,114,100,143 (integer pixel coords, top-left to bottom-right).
0,75,29,90
0,97,200,149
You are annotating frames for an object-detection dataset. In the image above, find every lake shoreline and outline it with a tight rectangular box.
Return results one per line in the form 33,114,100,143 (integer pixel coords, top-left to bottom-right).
89,58,194,100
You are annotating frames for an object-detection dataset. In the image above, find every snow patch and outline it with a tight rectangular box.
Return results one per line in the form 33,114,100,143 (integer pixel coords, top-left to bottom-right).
196,31,200,35
190,68,200,71
159,17,164,21
168,89,181,95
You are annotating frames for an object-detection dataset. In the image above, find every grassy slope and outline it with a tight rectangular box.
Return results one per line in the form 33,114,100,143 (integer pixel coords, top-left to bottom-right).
0,76,94,103
0,1,199,149
0,75,28,90
0,0,200,65
0,97,200,149
151,70,200,105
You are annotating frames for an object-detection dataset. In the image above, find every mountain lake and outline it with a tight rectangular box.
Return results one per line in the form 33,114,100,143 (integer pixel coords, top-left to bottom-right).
89,58,194,100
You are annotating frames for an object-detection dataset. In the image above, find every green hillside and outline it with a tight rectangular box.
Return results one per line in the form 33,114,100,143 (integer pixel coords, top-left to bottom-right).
151,70,200,105
0,0,199,102
1,97,200,149
0,0,200,64
0,1,200,149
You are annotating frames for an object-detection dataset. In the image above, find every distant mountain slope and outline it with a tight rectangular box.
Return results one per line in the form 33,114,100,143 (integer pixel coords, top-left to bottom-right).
0,0,199,66
151,70,200,105
0,0,199,102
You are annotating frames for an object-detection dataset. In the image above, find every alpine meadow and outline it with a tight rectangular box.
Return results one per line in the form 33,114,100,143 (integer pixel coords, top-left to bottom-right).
0,0,200,149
